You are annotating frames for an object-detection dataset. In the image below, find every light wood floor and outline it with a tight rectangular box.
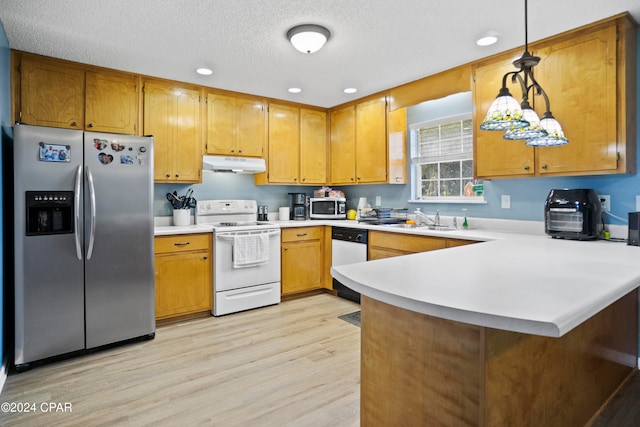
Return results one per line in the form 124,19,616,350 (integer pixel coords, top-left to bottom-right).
1,293,361,427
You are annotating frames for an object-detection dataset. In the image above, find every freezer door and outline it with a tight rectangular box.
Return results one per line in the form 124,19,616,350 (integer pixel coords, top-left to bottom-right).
13,124,85,365
83,132,155,348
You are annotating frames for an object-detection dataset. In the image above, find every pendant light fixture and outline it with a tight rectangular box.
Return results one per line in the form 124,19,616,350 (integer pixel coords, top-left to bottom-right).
479,0,568,146
287,24,331,53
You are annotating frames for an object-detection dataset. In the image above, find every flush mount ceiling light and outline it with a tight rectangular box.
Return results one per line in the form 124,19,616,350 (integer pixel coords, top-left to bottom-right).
287,24,331,53
343,87,358,94
196,67,213,75
288,87,302,93
479,0,567,147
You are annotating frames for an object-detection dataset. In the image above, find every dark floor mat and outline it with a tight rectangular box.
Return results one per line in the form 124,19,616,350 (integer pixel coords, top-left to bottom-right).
338,310,361,327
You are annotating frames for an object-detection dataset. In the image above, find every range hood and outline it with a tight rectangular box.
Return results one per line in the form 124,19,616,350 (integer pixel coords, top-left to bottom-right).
202,155,266,174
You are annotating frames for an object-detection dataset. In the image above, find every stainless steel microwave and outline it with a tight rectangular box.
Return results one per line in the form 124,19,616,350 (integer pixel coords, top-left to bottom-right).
309,197,346,219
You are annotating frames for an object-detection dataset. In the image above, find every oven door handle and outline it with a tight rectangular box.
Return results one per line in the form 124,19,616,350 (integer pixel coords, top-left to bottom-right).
215,230,280,240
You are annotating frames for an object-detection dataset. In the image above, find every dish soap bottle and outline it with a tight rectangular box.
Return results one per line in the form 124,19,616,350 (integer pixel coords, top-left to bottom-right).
461,209,468,229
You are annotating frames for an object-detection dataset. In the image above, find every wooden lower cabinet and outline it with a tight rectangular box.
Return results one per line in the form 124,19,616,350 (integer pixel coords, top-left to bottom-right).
368,230,477,260
154,234,212,321
281,227,324,296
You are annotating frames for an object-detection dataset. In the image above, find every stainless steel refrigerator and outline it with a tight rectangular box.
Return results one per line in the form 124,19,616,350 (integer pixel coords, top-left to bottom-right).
13,124,155,370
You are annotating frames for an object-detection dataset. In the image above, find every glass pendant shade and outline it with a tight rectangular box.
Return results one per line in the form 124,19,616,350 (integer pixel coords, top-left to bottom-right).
525,116,568,146
503,107,546,140
479,91,529,131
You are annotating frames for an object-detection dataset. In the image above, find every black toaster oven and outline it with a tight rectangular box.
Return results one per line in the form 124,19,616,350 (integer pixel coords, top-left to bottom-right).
544,189,602,240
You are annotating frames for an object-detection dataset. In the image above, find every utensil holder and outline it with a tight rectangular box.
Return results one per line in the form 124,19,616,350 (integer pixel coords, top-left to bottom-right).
173,209,190,226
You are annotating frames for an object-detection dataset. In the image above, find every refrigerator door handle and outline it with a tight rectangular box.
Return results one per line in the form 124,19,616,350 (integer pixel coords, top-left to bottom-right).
74,165,83,260
86,166,97,260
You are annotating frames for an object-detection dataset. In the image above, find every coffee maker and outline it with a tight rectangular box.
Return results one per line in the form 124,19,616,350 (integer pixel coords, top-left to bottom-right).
288,192,307,220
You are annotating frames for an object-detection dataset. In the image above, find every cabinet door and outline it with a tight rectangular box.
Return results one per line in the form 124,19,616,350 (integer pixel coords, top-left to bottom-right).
535,25,617,175
388,108,407,184
473,56,535,178
268,103,300,183
281,240,323,295
236,96,266,157
356,97,388,183
300,108,327,184
173,87,202,182
85,70,138,134
330,105,356,184
20,56,84,129
144,82,174,182
206,93,236,155
155,251,212,319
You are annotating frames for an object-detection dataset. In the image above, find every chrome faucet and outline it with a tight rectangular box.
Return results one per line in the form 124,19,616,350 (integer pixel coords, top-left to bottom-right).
414,209,440,226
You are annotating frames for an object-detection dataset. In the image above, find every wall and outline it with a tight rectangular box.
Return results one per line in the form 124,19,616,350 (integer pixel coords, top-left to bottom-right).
0,21,9,389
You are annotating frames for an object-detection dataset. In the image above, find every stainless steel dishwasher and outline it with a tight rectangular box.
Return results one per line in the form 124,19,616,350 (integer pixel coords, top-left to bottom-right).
331,227,368,303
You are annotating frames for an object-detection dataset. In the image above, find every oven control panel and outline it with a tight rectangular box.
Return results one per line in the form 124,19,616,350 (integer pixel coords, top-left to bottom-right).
196,200,257,216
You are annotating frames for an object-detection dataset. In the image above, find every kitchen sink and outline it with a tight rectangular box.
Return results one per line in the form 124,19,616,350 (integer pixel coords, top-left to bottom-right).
378,223,458,231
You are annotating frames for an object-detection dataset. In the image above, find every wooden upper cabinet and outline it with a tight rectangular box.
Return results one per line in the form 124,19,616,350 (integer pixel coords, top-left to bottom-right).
267,103,300,183
388,108,407,184
330,105,356,184
300,108,327,184
206,92,265,157
473,53,536,178
144,80,202,183
356,97,387,183
534,24,618,175
19,55,85,129
85,70,138,134
329,96,388,185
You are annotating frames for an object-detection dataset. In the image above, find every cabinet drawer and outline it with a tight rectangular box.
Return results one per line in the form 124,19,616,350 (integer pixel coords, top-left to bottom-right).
281,226,324,243
155,233,211,254
369,230,446,253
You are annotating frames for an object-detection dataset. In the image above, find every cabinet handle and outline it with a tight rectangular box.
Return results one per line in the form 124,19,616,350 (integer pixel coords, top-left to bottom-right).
238,149,242,153
166,174,170,178
70,121,78,127
231,149,235,153
174,242,191,247
541,164,548,170
203,256,208,260
301,178,306,182
175,174,179,177
87,123,93,128
296,233,307,237
524,165,530,171
351,177,355,181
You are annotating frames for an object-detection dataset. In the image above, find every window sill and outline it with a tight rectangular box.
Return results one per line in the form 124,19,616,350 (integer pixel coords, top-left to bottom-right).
408,197,487,204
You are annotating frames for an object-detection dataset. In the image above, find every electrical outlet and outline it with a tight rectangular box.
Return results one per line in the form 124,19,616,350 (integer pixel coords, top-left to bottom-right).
375,196,381,207
599,195,610,212
501,194,511,209
636,195,640,212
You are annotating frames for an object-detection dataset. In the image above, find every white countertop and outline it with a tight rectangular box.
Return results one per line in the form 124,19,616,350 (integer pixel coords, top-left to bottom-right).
154,216,639,338
332,232,639,338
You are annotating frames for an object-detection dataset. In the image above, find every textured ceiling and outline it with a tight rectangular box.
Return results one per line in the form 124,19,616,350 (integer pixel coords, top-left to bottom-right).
0,0,639,108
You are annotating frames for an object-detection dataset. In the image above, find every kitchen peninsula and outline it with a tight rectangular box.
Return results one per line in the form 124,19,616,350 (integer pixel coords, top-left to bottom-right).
331,233,639,426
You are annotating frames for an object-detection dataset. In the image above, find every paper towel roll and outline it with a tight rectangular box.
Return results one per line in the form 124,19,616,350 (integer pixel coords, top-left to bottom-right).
279,207,290,221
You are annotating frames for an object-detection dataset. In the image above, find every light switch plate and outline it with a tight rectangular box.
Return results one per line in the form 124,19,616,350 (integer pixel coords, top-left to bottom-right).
636,195,640,212
501,195,511,209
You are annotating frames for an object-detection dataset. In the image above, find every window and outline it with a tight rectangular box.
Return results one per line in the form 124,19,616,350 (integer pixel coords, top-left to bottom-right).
410,113,482,201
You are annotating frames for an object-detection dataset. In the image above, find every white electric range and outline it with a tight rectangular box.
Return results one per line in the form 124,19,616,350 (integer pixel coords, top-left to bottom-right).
195,200,281,316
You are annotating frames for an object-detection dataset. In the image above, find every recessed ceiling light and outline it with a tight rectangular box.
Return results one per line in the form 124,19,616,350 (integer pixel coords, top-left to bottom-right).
196,67,213,75
343,88,358,94
288,87,302,93
476,34,498,46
